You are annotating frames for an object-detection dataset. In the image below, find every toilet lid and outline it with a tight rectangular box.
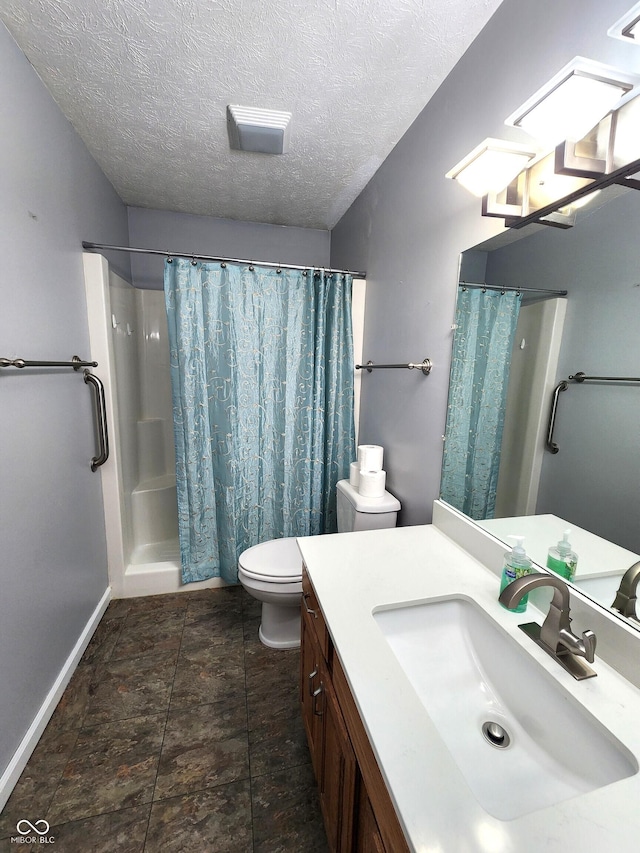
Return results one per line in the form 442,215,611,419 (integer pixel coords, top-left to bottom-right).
238,537,302,582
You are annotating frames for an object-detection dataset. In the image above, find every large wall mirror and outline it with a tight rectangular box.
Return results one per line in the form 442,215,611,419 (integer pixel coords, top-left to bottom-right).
441,183,640,628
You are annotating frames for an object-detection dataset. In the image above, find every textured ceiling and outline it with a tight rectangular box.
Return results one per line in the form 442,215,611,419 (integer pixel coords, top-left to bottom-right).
1,0,505,229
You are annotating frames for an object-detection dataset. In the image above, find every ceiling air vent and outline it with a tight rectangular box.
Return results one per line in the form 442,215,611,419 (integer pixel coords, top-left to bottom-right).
227,105,292,154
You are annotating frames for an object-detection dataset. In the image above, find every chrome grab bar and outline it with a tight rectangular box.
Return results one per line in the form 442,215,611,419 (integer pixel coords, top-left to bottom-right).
546,380,569,454
83,370,109,471
0,354,109,472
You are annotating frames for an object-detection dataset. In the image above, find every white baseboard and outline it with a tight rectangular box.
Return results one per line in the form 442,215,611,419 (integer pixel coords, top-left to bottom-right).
0,587,112,812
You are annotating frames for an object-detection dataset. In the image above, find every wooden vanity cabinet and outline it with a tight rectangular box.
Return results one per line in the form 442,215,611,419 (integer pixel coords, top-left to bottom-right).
300,566,409,853
355,781,385,853
301,570,357,851
300,584,331,782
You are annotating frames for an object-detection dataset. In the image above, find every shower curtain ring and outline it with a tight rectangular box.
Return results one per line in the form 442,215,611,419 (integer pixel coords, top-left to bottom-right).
249,263,254,271
221,262,227,268
191,256,197,266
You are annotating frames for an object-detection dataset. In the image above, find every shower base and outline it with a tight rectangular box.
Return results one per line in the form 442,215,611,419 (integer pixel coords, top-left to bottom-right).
131,537,180,565
123,541,223,597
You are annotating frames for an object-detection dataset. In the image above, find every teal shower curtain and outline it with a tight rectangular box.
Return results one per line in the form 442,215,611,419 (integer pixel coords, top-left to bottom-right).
164,258,356,584
440,287,521,520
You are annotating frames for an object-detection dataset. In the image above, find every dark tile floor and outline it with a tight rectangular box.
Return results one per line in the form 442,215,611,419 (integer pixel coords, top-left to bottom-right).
0,587,328,852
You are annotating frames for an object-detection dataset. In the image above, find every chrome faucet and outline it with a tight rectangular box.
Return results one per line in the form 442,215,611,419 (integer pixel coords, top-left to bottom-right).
611,561,640,620
499,572,597,680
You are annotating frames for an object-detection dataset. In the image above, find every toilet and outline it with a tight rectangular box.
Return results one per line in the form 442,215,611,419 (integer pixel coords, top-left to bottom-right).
238,479,401,649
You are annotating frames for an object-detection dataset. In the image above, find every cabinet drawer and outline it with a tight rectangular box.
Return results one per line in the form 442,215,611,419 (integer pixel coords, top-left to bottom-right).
302,566,330,661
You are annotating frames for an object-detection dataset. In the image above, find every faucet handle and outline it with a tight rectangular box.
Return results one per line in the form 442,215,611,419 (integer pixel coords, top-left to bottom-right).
582,629,597,664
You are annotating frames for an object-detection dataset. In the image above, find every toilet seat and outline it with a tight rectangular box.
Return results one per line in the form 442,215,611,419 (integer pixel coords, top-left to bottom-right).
238,537,302,584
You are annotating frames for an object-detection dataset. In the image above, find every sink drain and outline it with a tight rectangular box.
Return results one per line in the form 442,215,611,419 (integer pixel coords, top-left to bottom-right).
482,721,511,749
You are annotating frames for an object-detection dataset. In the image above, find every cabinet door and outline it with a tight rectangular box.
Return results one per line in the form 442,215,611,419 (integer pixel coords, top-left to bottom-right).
318,669,357,853
302,568,330,659
355,779,386,853
300,604,323,778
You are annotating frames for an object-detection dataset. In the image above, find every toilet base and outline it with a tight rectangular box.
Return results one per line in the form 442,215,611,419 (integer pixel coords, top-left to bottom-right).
258,601,301,649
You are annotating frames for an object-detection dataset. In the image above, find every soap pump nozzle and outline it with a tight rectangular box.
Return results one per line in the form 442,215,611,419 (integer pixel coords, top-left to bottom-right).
507,535,528,563
557,529,572,557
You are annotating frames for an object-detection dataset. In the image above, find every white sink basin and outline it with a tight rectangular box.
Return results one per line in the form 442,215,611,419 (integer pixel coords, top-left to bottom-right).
373,597,637,820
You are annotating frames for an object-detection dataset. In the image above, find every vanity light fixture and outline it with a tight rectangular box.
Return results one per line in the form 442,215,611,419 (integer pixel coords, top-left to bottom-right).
526,152,596,214
564,189,601,210
504,57,638,148
458,65,640,230
610,92,640,170
555,122,609,180
482,165,585,230
608,2,640,42
445,138,538,197
227,105,292,154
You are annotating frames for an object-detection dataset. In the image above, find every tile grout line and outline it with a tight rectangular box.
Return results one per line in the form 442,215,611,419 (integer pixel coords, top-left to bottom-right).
40,615,128,832
241,592,257,853
30,726,82,835
140,605,187,852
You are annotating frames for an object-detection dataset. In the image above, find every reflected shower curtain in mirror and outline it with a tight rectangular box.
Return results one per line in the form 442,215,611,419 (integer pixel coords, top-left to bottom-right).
164,258,356,584
440,288,521,520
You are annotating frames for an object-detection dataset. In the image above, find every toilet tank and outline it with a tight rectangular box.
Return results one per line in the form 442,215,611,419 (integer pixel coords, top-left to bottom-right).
336,479,401,532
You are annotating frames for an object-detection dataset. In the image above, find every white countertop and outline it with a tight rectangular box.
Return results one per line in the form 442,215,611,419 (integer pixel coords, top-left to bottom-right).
296,523,640,853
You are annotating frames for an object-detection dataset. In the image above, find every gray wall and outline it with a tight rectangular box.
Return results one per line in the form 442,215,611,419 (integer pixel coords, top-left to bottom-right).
330,0,640,526
127,207,330,290
0,22,130,779
485,189,640,553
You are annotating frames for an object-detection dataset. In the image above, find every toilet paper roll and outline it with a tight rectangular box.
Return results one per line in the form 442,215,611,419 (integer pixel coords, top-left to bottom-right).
357,444,384,473
358,469,386,498
349,461,360,489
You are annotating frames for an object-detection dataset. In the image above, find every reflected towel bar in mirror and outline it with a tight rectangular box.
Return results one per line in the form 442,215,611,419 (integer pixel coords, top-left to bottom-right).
569,372,640,383
356,358,432,375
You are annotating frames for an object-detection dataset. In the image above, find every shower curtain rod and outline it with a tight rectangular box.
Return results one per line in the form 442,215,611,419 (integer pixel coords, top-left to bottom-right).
82,242,366,279
460,280,568,296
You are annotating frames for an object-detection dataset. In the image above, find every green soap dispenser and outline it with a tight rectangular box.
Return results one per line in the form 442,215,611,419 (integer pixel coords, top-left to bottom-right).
547,529,578,581
499,535,533,613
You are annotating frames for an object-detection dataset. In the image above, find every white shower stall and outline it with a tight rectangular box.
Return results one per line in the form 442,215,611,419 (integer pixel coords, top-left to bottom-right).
83,252,366,598
83,252,222,596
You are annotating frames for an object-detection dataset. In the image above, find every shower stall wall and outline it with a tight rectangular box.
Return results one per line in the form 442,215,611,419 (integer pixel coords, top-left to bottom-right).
83,252,223,597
